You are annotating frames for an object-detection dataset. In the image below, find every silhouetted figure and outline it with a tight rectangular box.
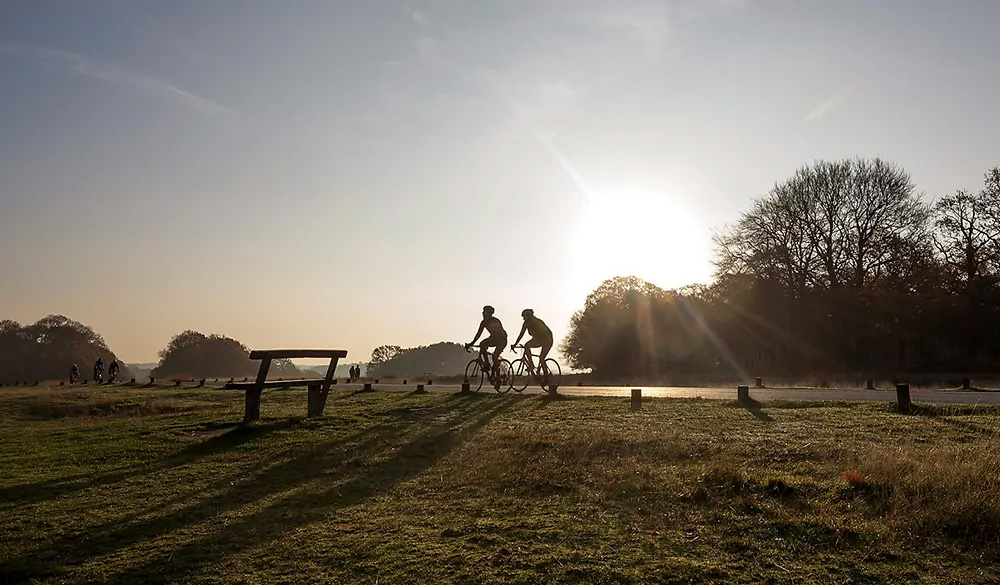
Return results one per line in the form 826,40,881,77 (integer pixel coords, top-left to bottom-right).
108,360,120,383
513,309,553,377
70,364,79,384
466,305,507,377
93,358,104,384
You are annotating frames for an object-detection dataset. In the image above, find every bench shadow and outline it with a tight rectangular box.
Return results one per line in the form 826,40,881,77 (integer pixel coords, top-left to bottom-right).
0,419,309,508
1,396,515,584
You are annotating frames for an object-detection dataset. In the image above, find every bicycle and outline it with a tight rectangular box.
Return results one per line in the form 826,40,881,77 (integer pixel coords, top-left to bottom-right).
463,345,512,393
509,345,561,393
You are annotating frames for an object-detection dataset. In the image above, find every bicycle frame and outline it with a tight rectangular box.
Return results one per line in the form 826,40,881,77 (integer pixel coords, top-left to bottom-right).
512,345,548,375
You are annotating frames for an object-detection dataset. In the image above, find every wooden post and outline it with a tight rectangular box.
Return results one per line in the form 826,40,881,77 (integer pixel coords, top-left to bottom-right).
962,377,971,390
427,379,433,386
322,354,341,393
149,376,155,384
403,379,408,385
461,382,470,393
374,379,380,384
631,388,642,410
307,384,329,417
129,378,136,384
198,379,205,387
244,357,270,425
755,377,763,388
59,381,64,386
174,380,181,386
415,384,426,394
866,379,875,390
896,383,912,414
362,382,373,392
738,385,750,402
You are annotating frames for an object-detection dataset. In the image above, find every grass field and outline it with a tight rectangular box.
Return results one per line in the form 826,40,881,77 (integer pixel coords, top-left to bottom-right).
2,386,1000,584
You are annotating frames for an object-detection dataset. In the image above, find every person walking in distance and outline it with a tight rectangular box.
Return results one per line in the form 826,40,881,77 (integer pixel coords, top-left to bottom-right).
466,305,507,380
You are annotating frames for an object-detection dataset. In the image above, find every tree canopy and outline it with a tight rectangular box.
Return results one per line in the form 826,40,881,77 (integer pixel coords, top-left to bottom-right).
0,315,127,383
562,160,1000,380
151,331,301,379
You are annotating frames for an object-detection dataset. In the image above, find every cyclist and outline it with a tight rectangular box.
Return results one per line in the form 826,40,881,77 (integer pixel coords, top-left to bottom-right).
465,305,507,379
70,364,79,384
108,360,120,382
512,309,553,378
93,358,104,383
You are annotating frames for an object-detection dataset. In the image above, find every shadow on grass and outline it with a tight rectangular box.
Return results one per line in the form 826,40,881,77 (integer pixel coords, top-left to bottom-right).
0,419,311,508
728,399,775,422
1,396,516,584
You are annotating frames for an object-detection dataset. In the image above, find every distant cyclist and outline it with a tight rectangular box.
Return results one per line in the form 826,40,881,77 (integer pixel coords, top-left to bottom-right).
465,305,507,377
108,360,120,383
512,309,553,376
70,364,79,384
93,358,104,383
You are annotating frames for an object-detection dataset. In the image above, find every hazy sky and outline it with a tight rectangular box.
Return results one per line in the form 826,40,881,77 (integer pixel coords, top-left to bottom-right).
2,0,999,364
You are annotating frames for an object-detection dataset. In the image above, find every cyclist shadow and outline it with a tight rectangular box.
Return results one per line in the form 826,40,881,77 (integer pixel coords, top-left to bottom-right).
530,391,569,411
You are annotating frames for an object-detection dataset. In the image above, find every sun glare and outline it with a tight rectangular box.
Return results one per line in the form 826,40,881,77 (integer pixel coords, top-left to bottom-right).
571,188,712,294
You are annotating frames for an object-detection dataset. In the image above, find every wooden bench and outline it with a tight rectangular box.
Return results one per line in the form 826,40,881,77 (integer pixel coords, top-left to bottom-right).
225,349,348,424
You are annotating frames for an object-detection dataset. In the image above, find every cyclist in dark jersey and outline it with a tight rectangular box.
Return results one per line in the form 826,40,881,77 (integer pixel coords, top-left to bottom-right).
512,309,553,375
466,305,507,376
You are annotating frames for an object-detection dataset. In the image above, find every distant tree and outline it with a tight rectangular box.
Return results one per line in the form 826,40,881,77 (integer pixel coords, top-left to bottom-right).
152,331,270,379
931,167,1000,363
367,342,469,377
368,345,402,375
0,315,126,383
561,276,708,378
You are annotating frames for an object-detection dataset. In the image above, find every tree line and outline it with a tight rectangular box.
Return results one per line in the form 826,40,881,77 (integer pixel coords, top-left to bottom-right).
0,320,301,383
562,159,1000,381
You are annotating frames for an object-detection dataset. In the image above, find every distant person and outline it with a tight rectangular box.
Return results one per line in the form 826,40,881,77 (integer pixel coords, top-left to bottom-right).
70,364,79,384
512,309,553,377
349,365,357,382
93,358,105,383
466,305,507,378
108,360,120,383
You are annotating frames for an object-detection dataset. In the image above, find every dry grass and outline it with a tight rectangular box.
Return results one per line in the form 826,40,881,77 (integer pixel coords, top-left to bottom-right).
3,386,1000,583
857,438,1000,544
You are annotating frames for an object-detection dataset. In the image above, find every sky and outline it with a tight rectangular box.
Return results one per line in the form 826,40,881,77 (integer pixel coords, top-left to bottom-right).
2,0,999,364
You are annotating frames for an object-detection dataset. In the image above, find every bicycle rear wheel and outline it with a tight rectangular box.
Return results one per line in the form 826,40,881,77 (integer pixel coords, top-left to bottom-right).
464,359,484,392
540,359,562,392
492,359,512,393
509,359,530,392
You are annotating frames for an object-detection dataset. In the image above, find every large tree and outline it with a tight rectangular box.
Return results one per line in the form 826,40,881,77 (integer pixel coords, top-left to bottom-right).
0,315,126,383
152,331,301,379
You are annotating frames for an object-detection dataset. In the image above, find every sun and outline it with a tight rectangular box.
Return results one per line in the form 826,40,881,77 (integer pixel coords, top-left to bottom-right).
570,188,713,294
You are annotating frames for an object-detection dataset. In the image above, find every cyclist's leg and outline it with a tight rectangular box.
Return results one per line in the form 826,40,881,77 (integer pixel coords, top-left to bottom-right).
538,336,554,375
492,336,506,374
524,338,542,371
481,335,499,375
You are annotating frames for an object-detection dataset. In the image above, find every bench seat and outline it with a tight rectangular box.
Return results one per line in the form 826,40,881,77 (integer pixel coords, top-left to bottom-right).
225,378,330,390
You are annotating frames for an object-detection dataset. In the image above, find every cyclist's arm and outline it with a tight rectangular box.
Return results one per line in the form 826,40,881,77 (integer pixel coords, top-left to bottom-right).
513,322,527,347
469,321,486,345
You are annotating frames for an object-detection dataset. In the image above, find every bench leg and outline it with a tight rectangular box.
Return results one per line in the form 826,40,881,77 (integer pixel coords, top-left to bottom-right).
308,385,329,417
244,388,262,424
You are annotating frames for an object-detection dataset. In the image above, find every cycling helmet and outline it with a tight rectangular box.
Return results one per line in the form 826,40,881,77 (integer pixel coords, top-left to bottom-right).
483,305,495,316
521,309,534,318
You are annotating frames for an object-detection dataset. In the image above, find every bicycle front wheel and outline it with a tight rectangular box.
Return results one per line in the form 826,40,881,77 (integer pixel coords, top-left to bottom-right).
541,359,562,392
509,359,530,392
464,359,484,392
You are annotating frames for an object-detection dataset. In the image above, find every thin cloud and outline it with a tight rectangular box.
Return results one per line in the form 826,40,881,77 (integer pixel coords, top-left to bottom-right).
410,9,429,28
0,43,237,116
806,80,860,122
